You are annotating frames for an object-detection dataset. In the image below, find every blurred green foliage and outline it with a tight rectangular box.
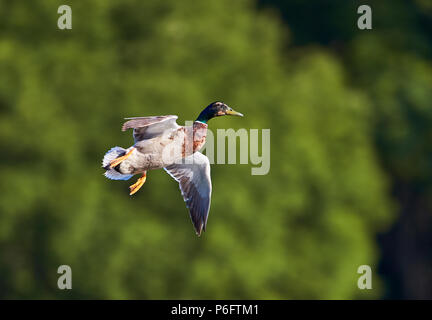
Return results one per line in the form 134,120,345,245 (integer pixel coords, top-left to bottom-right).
0,0,429,299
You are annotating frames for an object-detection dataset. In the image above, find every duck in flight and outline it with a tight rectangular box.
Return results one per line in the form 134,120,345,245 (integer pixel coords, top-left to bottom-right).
102,102,243,236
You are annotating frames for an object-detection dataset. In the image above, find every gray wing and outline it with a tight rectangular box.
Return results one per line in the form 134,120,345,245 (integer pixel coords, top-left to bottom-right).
164,152,212,236
122,115,179,142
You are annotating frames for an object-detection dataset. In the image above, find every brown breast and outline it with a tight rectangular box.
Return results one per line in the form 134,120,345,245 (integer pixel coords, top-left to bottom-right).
192,121,208,152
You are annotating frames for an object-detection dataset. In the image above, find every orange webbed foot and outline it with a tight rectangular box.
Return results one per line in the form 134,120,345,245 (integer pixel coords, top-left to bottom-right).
129,172,147,195
110,147,135,169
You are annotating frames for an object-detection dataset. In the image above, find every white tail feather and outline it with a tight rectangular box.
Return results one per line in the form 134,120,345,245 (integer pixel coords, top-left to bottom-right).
102,147,133,181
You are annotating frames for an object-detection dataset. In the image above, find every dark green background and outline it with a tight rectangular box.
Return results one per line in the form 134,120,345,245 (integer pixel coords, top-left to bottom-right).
0,0,430,299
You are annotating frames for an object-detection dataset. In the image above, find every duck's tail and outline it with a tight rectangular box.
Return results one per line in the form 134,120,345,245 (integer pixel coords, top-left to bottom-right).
102,147,133,180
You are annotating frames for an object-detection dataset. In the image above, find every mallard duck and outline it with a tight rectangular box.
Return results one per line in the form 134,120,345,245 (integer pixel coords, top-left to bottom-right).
102,102,243,236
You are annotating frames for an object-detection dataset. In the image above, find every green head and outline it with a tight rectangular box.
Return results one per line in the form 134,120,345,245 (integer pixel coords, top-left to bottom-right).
196,101,244,124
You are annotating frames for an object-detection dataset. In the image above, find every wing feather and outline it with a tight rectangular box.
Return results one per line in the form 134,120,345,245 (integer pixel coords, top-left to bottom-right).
164,152,212,236
122,115,179,142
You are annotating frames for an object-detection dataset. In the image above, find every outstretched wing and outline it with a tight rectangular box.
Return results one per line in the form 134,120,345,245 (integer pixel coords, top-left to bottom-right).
164,152,212,236
122,115,179,142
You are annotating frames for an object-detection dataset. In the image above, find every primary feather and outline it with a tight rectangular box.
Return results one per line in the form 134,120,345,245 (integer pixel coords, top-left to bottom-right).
164,152,212,236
